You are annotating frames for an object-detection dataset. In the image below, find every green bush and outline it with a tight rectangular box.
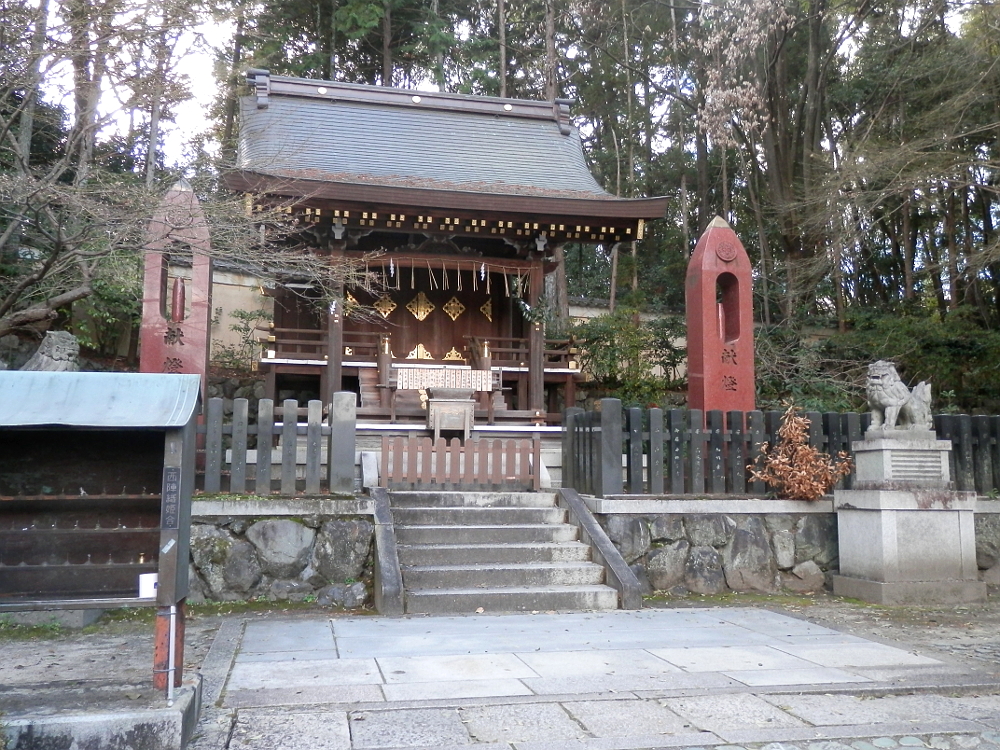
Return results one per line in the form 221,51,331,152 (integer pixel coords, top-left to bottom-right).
572,309,686,407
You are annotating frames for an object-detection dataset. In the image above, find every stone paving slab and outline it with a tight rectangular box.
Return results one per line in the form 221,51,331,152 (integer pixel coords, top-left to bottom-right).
715,721,991,745
229,710,351,750
459,703,589,743
524,671,740,695
723,667,871,687
660,694,809,732
516,649,684,678
236,648,341,663
240,619,335,653
512,735,724,750
349,707,472,748
562,698,695,735
202,609,1000,750
771,643,941,668
382,679,534,702
227,657,380,691
650,645,821,672
377,653,539,683
224,684,385,708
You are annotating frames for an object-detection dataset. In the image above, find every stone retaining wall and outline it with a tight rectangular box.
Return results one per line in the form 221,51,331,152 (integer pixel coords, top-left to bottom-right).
596,511,837,596
597,499,1000,596
188,499,374,607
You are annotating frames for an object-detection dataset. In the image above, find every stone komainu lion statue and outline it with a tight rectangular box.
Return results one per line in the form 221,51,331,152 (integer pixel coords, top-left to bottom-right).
866,360,933,432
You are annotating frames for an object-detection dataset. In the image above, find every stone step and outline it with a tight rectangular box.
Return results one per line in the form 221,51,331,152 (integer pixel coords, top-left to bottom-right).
404,585,619,614
389,491,558,508
392,506,567,525
397,542,592,565
402,562,606,588
395,523,579,545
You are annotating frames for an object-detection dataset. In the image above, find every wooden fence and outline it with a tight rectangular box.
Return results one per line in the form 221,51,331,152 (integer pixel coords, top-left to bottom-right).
380,436,541,491
197,394,356,495
197,394,541,495
563,400,1000,498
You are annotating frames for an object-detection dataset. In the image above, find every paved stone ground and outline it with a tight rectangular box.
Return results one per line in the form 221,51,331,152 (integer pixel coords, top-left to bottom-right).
5,595,1000,750
183,606,1000,750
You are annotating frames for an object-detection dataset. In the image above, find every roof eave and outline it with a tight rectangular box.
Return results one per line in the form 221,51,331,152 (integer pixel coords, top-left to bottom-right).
225,171,669,221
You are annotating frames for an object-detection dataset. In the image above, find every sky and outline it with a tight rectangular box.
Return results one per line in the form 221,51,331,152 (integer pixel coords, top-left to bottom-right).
160,20,231,165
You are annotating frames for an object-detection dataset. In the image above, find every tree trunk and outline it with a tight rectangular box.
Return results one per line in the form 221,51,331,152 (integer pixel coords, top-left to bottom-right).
902,192,914,299
944,185,959,311
221,10,245,159
609,243,619,313
498,0,506,98
544,1,556,101
16,0,48,170
382,0,392,86
695,127,710,233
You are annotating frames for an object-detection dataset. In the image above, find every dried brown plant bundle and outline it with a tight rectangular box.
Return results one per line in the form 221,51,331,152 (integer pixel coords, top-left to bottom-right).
749,405,853,501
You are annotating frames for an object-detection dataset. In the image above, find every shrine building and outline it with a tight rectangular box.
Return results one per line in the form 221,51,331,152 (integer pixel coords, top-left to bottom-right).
225,70,667,426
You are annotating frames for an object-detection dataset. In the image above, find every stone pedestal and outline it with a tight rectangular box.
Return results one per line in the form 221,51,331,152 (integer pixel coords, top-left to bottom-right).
832,431,986,605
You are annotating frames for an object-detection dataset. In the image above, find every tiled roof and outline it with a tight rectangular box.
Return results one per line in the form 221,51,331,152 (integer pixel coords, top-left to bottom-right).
236,73,620,201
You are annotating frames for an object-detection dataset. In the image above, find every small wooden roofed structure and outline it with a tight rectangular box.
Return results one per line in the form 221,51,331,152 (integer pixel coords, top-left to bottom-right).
226,70,668,425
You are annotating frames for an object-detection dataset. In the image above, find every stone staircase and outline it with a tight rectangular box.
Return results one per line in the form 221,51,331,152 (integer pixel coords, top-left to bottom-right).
392,490,620,614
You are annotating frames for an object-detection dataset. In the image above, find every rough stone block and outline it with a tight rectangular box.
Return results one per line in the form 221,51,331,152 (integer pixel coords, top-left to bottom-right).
772,529,796,570
722,516,778,593
975,513,1000,569
649,515,685,542
246,519,315,579
270,579,313,601
794,514,838,566
601,515,650,563
318,581,368,608
684,514,735,548
684,545,726,594
223,540,262,593
648,540,689,591
311,519,373,584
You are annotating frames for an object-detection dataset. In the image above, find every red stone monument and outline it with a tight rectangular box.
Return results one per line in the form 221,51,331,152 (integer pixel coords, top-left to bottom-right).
138,180,212,692
686,216,755,414
139,180,213,389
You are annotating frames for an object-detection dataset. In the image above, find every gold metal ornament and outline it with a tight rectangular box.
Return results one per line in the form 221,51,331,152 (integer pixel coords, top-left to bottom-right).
442,296,466,321
480,298,493,322
373,294,397,319
406,343,434,360
406,292,435,321
443,347,466,362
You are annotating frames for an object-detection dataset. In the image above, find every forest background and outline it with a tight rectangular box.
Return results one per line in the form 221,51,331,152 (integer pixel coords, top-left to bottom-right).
1,0,999,413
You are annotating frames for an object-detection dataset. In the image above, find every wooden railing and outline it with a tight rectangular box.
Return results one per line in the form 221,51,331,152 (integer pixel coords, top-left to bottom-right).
380,436,541,491
465,335,576,368
261,326,325,360
564,400,1000,498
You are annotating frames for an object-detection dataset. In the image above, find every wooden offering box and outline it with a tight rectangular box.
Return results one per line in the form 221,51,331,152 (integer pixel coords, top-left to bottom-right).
0,372,199,610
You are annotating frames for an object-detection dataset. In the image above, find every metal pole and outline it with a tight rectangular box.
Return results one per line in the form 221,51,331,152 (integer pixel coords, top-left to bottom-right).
166,604,177,706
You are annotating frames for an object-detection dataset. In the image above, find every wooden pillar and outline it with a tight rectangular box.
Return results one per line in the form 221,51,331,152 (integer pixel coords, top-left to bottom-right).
378,335,393,408
326,293,344,405
528,263,545,419
477,340,492,415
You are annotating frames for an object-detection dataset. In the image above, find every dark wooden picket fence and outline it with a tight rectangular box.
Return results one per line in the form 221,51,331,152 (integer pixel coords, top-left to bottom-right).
196,395,356,495
563,400,1000,498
